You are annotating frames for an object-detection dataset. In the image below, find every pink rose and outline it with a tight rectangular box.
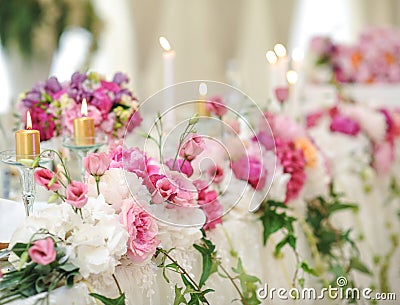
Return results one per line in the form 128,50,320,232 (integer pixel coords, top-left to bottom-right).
206,95,228,117
83,152,111,177
330,114,361,136
231,156,267,190
28,238,56,265
155,176,177,200
179,134,205,161
206,164,224,184
34,168,61,191
119,198,159,263
66,181,88,208
274,86,289,103
165,158,194,177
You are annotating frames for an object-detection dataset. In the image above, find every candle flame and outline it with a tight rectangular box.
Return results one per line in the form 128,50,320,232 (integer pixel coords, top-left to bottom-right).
266,50,278,64
199,82,207,96
286,70,298,85
274,43,287,58
159,36,171,51
81,98,88,117
26,111,32,130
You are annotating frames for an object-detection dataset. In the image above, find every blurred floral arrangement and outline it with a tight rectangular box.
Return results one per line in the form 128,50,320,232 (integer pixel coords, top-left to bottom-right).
17,71,142,141
308,26,400,84
0,0,101,59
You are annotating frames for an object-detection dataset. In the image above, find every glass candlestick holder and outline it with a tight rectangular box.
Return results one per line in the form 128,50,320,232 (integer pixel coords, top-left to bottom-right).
0,150,54,216
62,135,107,181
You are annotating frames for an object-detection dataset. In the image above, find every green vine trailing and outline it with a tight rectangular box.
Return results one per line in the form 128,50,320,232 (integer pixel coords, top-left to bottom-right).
258,200,318,288
155,230,261,305
305,185,372,302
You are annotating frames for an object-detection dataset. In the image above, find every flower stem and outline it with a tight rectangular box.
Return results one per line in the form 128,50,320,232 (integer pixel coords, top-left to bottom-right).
112,273,122,295
216,261,249,305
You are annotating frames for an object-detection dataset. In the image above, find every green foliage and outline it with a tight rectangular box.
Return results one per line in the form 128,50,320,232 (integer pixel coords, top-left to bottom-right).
89,293,126,305
259,200,297,256
0,0,101,58
231,258,261,305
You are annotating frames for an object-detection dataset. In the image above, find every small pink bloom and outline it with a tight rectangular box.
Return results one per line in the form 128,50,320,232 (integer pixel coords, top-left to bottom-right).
34,168,61,191
155,176,177,200
231,156,267,190
28,238,56,265
179,134,205,161
119,198,159,264
199,190,223,230
100,80,121,92
83,152,111,177
306,111,325,128
206,96,228,117
274,86,289,103
372,142,394,175
66,181,88,208
206,165,224,184
330,114,361,136
165,158,194,177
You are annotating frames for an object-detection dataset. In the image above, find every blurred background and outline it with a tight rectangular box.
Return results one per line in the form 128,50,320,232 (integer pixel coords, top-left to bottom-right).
1,0,400,115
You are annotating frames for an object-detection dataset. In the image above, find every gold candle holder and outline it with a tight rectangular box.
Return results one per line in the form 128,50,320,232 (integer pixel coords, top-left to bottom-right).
73,99,95,146
197,82,210,116
15,111,40,161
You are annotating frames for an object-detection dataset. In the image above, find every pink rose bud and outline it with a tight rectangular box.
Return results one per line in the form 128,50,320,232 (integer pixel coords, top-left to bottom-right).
66,181,88,208
28,237,56,265
179,134,205,161
206,95,228,117
83,152,111,177
34,168,61,191
274,86,289,103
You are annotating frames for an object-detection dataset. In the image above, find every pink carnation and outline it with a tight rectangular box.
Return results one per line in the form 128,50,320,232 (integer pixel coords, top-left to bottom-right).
119,198,159,263
231,155,267,190
206,95,228,117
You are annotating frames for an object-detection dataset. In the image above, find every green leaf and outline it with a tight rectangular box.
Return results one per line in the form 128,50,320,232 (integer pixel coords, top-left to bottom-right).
48,192,60,203
260,210,285,246
349,257,371,275
327,202,358,214
299,261,319,276
173,285,188,305
89,293,126,305
193,244,217,288
18,251,29,270
11,242,29,257
58,263,79,273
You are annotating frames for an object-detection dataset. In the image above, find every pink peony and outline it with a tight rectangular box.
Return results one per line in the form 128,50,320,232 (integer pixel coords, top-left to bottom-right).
206,164,224,184
28,238,56,265
66,181,88,208
206,96,228,117
34,168,61,191
179,134,205,161
165,158,194,177
274,86,289,103
83,152,111,177
231,155,267,190
330,114,361,136
119,198,159,263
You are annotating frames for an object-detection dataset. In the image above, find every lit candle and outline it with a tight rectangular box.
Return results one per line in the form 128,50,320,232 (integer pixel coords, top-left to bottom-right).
286,70,299,118
73,99,95,146
197,82,210,116
266,50,279,100
159,36,176,129
15,111,40,161
274,43,289,85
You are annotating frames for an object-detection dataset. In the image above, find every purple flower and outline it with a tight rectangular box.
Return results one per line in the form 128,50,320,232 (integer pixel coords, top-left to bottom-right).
21,90,41,108
113,72,129,86
253,131,275,150
330,114,360,136
44,77,62,93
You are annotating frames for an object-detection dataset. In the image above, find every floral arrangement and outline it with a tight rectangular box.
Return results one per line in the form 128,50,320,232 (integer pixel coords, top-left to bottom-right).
0,0,101,58
308,26,400,84
17,71,142,141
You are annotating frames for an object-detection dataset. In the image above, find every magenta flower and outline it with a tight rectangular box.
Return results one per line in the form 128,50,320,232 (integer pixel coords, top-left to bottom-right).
34,168,61,191
276,139,306,203
119,198,159,263
83,153,111,177
165,158,194,177
66,181,88,208
28,238,56,266
206,95,228,117
231,155,267,190
179,134,205,161
330,114,361,136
